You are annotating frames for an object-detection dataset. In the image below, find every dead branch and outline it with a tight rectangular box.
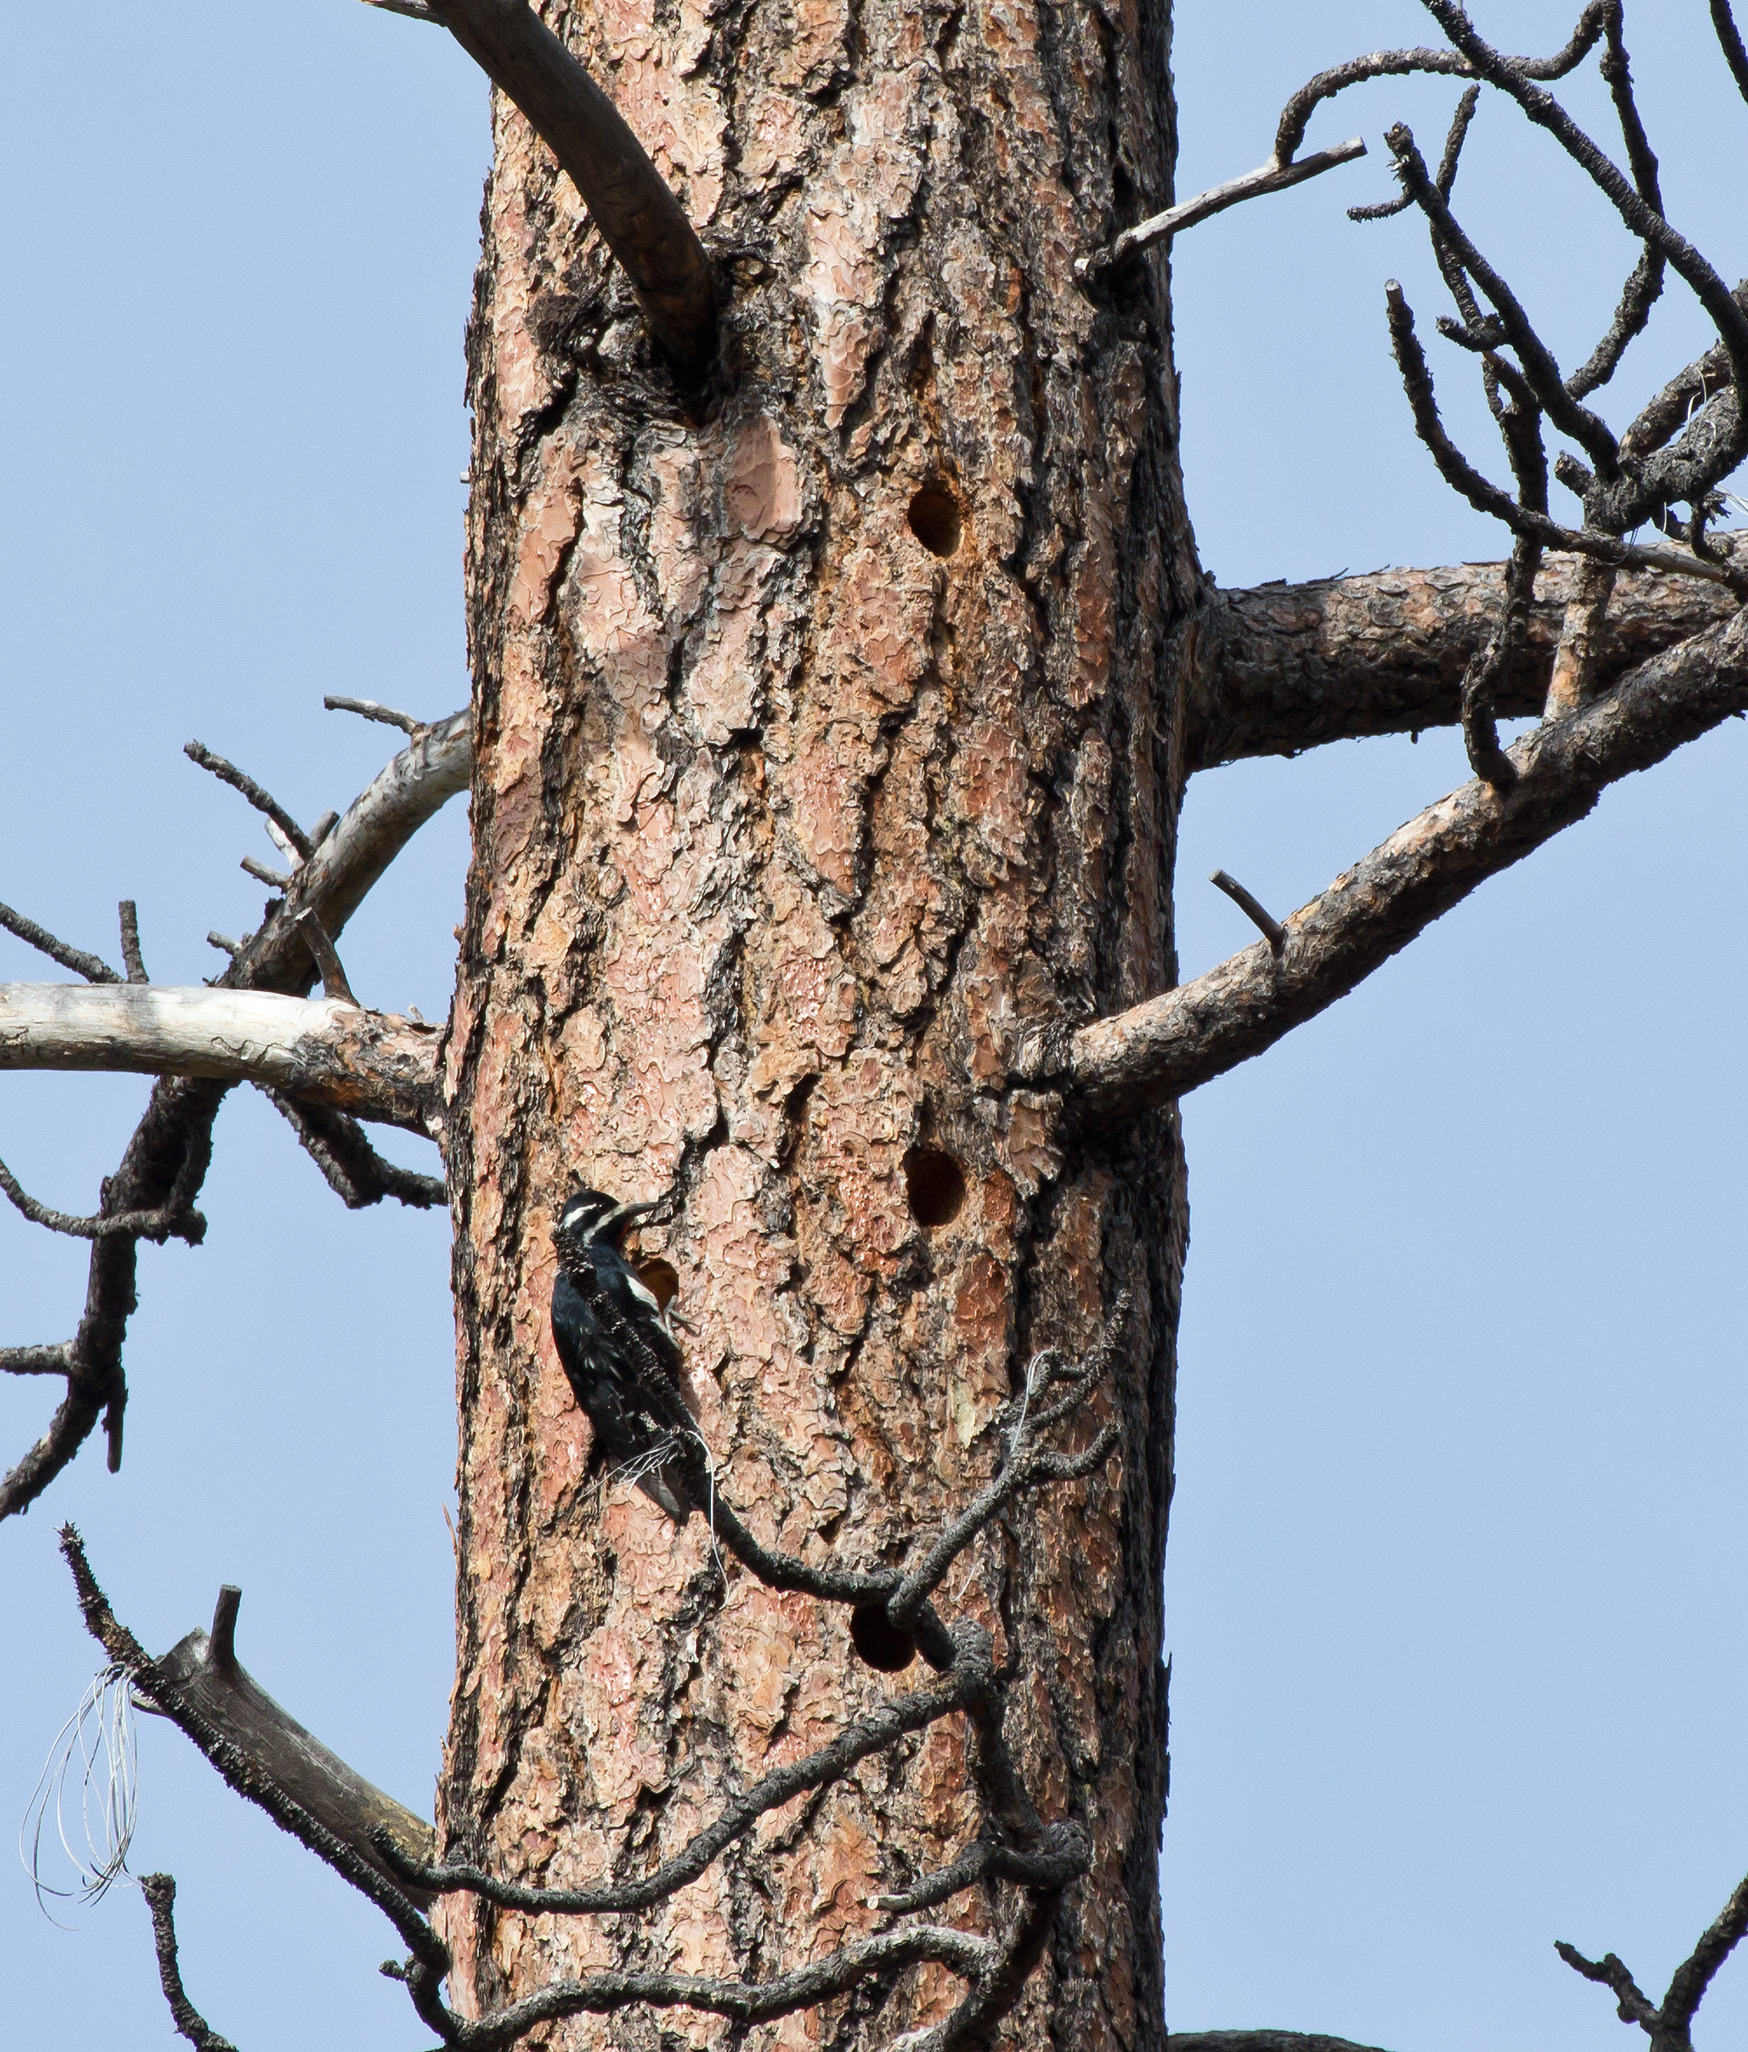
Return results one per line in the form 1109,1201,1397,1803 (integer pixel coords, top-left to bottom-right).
1188,550,1741,769
1077,139,1366,279
294,910,360,1005
260,1089,447,1210
397,0,716,373
118,902,148,983
1713,1,1748,106
1383,281,1746,594
184,740,315,860
139,1876,241,2052
1028,602,1748,1125
1,1343,72,1376
60,1528,445,1961
1167,2038,1395,2052
1209,871,1286,955
438,1924,998,2052
871,1826,1088,1916
0,1131,209,1244
0,986,441,1134
324,693,425,734
382,1652,990,1915
0,900,122,983
0,709,467,1523
1558,1865,1748,2048
137,1584,437,1898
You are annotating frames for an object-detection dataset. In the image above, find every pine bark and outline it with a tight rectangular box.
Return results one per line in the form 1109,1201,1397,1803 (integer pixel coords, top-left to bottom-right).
438,2,1196,2045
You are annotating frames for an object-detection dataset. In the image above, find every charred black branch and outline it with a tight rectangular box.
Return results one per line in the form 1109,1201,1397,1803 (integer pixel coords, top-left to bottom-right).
140,1875,241,2052
0,900,121,984
1714,1,1748,105
1557,1865,1748,2047
422,0,716,373
261,1089,448,1211
382,1653,989,1915
0,1138,209,1246
1383,282,1747,593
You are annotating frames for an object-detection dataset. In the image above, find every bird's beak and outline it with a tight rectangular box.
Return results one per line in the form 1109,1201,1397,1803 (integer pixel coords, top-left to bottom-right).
598,1198,659,1239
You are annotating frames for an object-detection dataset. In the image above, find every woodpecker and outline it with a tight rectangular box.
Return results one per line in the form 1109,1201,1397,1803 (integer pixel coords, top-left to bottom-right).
551,1187,694,1524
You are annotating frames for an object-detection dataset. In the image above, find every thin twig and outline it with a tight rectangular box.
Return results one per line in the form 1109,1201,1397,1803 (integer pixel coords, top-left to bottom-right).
0,901,121,984
1384,282,1748,592
240,856,293,890
0,1151,207,1247
184,742,313,858
1078,139,1365,279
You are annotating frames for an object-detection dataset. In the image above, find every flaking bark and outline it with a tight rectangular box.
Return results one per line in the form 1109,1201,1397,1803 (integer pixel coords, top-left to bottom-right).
438,0,1190,2044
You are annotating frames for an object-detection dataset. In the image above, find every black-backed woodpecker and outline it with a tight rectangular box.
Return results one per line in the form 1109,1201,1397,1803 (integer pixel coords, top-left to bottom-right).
551,1187,694,1524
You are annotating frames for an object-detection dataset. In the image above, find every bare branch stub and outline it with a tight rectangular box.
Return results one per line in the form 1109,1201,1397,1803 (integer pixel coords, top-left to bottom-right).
323,693,425,735
118,901,148,984
295,910,360,1006
1209,870,1286,955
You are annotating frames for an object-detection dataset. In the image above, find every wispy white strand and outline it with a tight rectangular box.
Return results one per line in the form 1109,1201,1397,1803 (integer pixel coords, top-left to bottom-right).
20,1663,140,1925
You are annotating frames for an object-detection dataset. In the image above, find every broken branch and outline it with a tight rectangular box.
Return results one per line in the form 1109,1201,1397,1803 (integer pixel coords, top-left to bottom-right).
1187,550,1742,769
1035,603,1748,1124
0,985,441,1134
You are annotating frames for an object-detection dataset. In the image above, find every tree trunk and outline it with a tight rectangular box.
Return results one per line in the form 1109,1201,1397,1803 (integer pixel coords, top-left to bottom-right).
439,1,1196,2044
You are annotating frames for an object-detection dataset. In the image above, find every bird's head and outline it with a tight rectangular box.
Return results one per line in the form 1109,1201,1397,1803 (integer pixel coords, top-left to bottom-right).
555,1187,657,1254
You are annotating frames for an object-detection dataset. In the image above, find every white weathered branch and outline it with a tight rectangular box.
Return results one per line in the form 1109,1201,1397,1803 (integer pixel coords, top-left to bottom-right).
0,986,441,1135
291,709,470,947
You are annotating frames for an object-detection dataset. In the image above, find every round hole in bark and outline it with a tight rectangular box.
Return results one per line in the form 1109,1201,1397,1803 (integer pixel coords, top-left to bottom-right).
850,1602,918,1672
903,1147,967,1228
636,1258,680,1311
906,482,962,557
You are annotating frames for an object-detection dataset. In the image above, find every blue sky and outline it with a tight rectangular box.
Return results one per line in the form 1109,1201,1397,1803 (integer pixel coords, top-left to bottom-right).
2,4,1743,2047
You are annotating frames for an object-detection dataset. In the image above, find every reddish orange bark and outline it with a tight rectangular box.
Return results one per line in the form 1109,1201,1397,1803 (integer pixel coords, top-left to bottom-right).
439,2,1194,2043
